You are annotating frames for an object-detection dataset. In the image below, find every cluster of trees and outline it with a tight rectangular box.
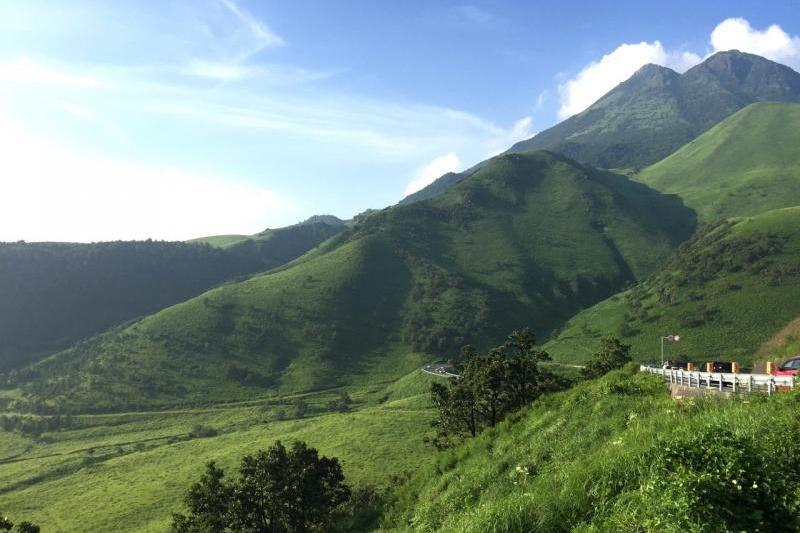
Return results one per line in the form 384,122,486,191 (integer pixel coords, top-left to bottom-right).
172,440,351,532
580,335,632,379
0,515,39,532
0,240,266,373
429,328,566,448
431,329,633,447
0,413,75,436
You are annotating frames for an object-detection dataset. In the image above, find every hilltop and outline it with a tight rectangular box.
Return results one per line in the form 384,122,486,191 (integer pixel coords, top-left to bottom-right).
12,151,695,411
407,52,800,205
0,218,345,375
636,102,800,221
544,207,800,366
510,51,800,169
193,215,346,271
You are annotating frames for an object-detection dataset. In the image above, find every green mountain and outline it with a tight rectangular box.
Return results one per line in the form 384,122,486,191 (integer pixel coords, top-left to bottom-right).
192,215,346,270
635,102,800,221
544,207,800,366
509,51,800,170
0,241,263,374
13,151,695,411
406,51,800,205
0,218,344,374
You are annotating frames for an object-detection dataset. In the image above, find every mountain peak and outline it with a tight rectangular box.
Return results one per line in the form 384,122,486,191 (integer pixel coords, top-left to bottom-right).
622,62,679,89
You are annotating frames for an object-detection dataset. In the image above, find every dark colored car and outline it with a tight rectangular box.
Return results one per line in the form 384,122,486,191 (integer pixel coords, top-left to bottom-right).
774,355,800,376
709,361,733,373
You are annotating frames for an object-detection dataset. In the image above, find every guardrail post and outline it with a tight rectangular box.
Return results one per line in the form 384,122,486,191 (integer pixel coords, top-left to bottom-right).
718,374,723,392
732,362,739,374
707,374,711,389
748,376,753,393
766,361,775,375
732,376,737,393
768,378,774,396
706,362,713,373
687,362,694,372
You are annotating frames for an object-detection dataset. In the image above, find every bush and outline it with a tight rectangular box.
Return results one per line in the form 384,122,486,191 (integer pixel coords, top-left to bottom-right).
172,441,350,532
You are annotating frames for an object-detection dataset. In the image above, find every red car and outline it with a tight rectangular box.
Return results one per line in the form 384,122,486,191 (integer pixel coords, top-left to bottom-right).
773,355,800,376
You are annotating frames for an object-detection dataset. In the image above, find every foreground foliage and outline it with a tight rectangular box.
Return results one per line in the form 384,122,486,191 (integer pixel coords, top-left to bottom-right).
0,516,39,533
172,440,349,532
386,366,800,532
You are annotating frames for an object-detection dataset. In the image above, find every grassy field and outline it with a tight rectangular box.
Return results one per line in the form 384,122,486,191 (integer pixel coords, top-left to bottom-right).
637,102,800,221
0,371,439,532
384,365,800,532
544,207,800,367
14,150,694,412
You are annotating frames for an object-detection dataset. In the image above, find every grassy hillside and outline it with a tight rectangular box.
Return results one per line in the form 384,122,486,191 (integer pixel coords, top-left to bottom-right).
10,151,695,412
755,316,800,366
0,372,438,532
0,219,345,375
0,241,266,374
188,234,250,248
544,207,800,366
384,366,800,532
508,51,800,170
636,102,800,221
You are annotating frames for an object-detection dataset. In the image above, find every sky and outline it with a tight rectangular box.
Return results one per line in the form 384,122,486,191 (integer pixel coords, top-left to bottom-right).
1,0,799,242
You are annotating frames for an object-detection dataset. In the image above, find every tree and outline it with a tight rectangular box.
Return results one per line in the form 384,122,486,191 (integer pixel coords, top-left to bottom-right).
503,328,551,409
430,328,563,447
172,441,350,532
430,380,480,447
0,515,39,533
581,335,632,379
171,462,231,532
290,398,308,419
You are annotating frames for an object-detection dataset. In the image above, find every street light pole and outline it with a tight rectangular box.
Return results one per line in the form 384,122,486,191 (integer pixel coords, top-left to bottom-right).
660,334,681,367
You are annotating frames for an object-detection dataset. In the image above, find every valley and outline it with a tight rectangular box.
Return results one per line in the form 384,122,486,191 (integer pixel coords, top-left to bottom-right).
2,44,800,532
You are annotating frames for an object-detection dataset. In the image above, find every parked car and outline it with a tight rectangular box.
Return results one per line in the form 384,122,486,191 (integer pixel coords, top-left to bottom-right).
709,361,733,373
773,355,800,376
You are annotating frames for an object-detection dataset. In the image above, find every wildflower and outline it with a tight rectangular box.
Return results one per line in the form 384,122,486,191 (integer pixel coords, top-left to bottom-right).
752,483,758,490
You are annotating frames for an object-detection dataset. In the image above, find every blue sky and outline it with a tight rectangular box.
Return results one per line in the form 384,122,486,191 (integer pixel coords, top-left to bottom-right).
1,0,799,241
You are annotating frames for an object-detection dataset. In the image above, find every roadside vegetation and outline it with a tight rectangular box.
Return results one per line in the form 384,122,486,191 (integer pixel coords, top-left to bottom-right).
385,365,800,532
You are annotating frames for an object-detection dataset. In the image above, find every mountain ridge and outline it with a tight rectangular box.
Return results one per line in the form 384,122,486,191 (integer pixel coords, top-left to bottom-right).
11,150,695,411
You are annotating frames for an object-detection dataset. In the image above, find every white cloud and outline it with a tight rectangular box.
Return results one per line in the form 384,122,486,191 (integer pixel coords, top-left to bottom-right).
557,41,701,119
0,122,297,242
218,0,284,60
710,18,800,69
404,153,462,196
556,17,800,121
485,116,534,156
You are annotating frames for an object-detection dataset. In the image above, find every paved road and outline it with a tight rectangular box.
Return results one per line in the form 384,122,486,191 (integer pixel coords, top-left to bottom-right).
421,364,460,378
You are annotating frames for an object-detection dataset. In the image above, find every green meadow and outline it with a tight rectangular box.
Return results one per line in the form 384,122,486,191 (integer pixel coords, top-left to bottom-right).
0,372,438,532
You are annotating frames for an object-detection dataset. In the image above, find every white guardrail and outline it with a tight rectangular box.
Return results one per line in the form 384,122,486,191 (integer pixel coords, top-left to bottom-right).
641,365,795,395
